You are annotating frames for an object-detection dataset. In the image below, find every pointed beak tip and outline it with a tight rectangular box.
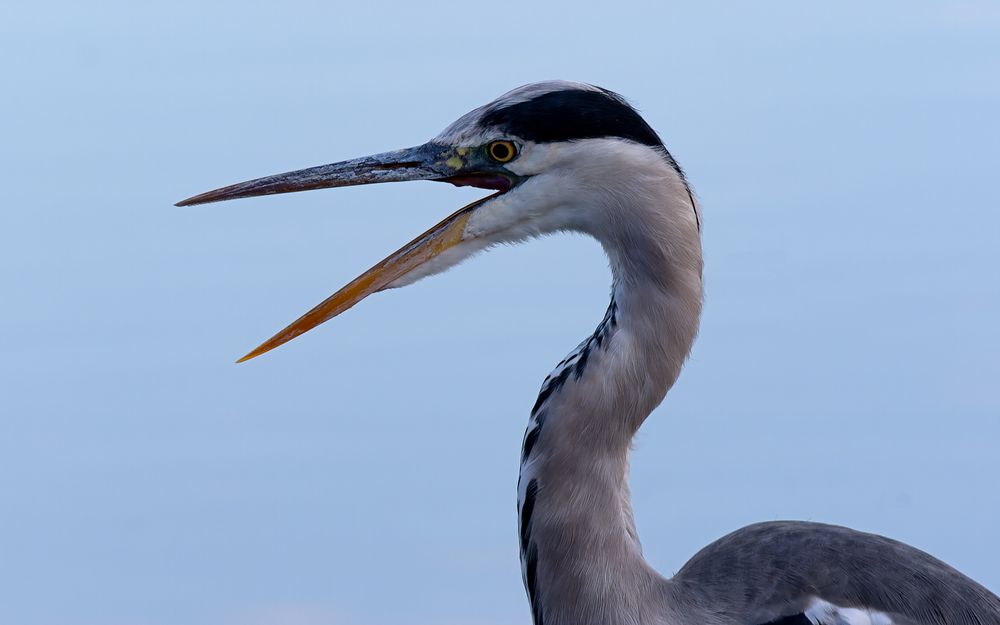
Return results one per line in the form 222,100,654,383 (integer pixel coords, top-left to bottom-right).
235,348,264,364
175,192,215,207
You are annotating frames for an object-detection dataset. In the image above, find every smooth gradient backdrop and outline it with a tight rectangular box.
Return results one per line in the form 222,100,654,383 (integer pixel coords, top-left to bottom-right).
2,2,998,624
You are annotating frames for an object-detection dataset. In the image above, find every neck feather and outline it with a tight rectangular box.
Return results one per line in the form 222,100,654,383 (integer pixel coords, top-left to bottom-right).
517,157,702,625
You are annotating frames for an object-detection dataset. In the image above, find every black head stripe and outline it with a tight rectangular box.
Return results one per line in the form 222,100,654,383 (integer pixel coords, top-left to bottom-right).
481,88,664,148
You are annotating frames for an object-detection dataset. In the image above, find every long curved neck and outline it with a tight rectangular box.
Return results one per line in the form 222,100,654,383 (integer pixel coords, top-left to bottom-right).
517,162,702,625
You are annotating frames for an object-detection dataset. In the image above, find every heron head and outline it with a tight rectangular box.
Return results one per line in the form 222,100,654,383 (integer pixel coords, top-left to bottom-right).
177,81,690,361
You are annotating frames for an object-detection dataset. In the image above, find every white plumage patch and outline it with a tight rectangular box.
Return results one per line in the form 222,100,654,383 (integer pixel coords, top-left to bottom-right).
805,598,895,625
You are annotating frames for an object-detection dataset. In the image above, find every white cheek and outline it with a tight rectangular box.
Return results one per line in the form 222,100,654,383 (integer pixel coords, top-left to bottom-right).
506,142,565,176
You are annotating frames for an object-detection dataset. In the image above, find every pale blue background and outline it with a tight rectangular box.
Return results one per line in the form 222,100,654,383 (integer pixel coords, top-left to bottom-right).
1,2,998,624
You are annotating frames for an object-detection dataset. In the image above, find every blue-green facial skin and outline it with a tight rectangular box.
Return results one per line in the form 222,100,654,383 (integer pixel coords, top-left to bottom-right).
424,141,525,191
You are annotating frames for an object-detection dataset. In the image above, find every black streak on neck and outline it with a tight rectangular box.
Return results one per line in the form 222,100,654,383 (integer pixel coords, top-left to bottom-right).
520,479,543,625
517,297,620,624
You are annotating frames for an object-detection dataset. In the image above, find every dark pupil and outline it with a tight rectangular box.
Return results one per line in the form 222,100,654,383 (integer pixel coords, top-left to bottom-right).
491,143,510,160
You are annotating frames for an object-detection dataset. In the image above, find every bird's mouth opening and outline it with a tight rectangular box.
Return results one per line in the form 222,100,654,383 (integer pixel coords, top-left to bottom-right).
440,173,514,192
175,142,522,363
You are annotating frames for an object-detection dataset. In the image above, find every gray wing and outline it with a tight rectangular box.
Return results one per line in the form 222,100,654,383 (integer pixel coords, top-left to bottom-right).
671,521,1000,625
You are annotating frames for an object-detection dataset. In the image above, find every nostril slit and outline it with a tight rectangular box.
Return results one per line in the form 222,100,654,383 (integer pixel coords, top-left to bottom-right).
373,161,421,170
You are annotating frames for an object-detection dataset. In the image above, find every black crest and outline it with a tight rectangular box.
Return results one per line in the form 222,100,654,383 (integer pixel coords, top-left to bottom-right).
481,87,664,148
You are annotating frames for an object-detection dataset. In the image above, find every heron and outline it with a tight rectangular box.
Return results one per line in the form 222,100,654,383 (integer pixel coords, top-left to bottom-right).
177,81,999,625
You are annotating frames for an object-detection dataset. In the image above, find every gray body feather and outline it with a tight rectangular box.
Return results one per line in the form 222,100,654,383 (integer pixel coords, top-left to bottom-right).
673,521,1000,625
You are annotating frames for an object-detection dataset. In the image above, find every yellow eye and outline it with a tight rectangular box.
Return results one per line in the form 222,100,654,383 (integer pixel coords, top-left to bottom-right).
486,140,517,163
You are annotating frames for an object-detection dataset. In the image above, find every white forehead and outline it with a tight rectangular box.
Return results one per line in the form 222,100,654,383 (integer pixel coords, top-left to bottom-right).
434,80,603,144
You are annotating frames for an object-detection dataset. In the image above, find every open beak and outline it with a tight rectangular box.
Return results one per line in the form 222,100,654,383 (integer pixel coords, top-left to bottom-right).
175,142,513,362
